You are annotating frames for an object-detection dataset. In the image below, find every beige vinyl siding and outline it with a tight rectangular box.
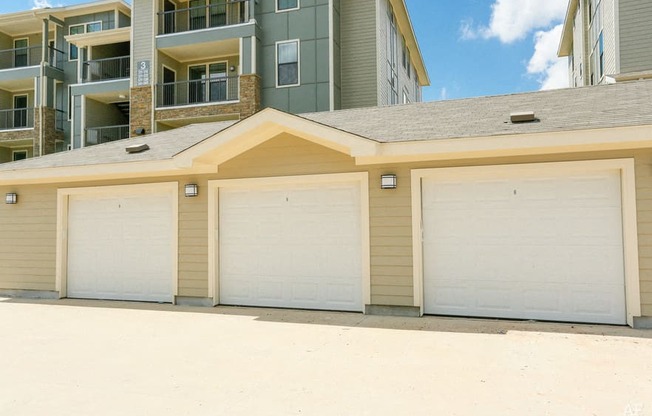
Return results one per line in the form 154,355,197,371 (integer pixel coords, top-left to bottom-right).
0,185,57,291
376,0,389,106
2,145,652,316
602,0,617,77
619,0,652,73
340,0,378,109
132,0,155,85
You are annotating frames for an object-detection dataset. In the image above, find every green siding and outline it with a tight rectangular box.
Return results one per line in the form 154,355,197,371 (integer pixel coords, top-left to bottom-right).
340,0,378,109
619,0,652,73
257,0,331,113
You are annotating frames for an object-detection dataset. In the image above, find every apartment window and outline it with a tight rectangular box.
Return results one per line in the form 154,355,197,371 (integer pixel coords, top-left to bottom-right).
68,22,102,61
277,0,299,12
406,49,411,79
277,40,299,87
402,89,410,104
387,5,398,105
13,95,28,128
401,36,407,69
14,39,28,67
12,150,27,161
188,62,228,103
598,31,604,78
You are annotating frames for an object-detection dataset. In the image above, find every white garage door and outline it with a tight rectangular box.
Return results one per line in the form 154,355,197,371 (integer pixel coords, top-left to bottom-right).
67,189,174,302
421,166,627,325
218,181,363,312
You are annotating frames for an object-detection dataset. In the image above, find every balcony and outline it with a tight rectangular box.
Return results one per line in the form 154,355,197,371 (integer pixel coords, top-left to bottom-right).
156,76,239,108
85,125,129,146
158,0,249,35
0,108,34,131
0,45,64,71
83,56,130,83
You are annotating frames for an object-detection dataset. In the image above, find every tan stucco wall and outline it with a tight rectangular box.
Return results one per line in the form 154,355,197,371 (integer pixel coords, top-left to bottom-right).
1,139,651,316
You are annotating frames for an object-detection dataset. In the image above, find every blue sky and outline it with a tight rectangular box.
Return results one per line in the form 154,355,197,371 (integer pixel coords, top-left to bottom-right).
9,0,570,102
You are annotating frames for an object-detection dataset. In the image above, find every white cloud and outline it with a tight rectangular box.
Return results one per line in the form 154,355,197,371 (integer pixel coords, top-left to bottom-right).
461,0,568,44
527,24,569,90
32,0,61,9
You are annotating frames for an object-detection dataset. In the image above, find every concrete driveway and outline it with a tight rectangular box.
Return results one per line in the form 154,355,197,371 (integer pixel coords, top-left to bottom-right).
0,298,650,416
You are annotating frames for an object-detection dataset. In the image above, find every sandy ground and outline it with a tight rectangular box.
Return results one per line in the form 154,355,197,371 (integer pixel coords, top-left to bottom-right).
0,298,651,416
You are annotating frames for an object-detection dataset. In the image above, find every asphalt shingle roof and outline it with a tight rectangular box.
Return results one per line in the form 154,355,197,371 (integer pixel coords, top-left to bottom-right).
1,79,651,172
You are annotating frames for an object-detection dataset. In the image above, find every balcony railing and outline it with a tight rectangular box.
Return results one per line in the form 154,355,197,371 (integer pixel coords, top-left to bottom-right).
83,56,130,82
85,125,129,146
156,76,239,107
0,108,34,131
158,0,249,35
0,45,65,71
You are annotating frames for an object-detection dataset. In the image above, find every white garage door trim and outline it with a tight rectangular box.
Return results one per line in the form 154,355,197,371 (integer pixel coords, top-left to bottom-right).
208,172,370,311
55,182,179,300
411,159,641,326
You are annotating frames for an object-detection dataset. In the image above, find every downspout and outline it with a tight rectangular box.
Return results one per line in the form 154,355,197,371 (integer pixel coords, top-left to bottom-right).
39,18,48,157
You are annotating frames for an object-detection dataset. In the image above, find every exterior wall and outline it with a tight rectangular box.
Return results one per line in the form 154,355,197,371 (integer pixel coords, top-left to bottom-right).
340,0,377,109
0,185,57,291
619,0,652,74
35,106,62,157
602,0,617,77
130,86,153,135
256,0,332,114
85,98,128,128
154,73,260,123
1,143,651,317
569,3,586,87
131,0,155,88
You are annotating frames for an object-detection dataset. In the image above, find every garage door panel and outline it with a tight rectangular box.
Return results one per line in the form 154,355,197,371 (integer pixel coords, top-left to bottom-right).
67,190,174,303
422,168,627,324
219,181,363,312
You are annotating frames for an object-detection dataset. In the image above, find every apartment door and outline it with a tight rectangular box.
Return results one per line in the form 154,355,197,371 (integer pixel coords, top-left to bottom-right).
189,62,227,104
209,0,227,27
14,39,28,67
13,95,28,128
162,67,176,106
189,0,206,30
163,0,176,34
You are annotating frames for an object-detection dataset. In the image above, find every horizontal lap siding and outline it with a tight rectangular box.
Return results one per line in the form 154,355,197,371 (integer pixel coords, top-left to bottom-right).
619,0,652,73
0,186,57,291
635,156,652,316
215,135,415,307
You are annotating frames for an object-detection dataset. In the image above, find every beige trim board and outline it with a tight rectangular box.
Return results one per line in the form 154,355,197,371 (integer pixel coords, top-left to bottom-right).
411,158,641,326
56,182,179,301
207,172,371,311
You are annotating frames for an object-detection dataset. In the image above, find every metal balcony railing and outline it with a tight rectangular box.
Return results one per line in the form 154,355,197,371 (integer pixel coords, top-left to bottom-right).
0,46,42,70
0,108,34,131
83,56,130,82
158,0,249,35
0,45,65,71
85,125,130,146
156,76,239,107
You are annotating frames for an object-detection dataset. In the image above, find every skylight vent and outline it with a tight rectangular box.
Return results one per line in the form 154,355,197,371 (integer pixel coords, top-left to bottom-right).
510,111,536,123
125,143,150,154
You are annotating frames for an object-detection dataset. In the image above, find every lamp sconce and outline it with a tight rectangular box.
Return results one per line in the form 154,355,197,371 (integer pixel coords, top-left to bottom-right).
5,193,17,204
184,184,199,198
380,174,397,190
229,65,236,72
134,127,146,135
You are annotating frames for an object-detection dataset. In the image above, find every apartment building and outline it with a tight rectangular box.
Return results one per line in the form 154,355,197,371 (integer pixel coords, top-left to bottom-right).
558,0,652,87
0,0,429,163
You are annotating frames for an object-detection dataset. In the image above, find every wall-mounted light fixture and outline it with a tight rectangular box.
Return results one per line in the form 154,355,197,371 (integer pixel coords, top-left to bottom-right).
134,127,146,135
5,193,17,204
229,65,236,72
185,184,199,198
381,174,397,189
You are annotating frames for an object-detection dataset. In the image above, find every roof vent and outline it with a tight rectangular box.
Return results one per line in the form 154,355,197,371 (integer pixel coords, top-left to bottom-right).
125,143,150,154
510,111,536,123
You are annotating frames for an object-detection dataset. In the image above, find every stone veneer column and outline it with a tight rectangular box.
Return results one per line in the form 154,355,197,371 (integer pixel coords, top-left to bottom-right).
33,107,64,157
238,74,262,118
130,86,153,136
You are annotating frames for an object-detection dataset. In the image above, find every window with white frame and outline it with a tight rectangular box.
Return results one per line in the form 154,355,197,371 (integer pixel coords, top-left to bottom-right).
277,0,299,12
387,5,398,105
68,21,103,61
277,40,299,87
